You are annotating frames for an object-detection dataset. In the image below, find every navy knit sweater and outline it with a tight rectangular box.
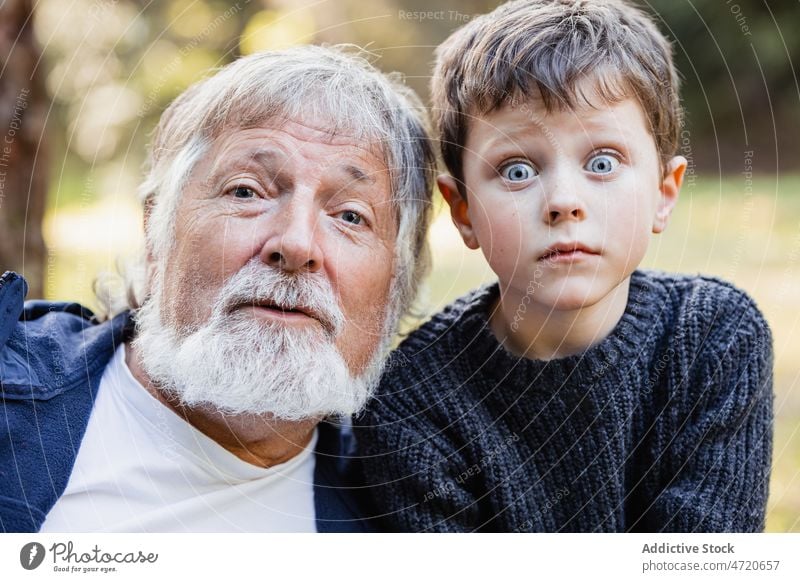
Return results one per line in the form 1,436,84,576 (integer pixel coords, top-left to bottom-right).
354,270,774,532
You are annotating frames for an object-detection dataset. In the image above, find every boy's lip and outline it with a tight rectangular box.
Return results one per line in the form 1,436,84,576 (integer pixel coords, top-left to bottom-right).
538,242,600,262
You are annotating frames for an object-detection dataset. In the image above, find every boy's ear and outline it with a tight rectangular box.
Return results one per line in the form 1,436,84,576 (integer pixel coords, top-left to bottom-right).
653,156,687,234
437,174,479,250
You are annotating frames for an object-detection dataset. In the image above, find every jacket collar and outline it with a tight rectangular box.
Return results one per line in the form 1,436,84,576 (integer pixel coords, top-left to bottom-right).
0,271,27,348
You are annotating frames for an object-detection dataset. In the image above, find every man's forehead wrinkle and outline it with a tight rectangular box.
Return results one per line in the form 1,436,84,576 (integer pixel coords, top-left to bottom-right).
210,125,382,165
205,143,290,183
266,115,368,145
230,116,369,147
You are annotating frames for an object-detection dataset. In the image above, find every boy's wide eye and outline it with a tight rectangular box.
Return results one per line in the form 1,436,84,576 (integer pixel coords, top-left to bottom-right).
500,161,536,182
585,154,619,174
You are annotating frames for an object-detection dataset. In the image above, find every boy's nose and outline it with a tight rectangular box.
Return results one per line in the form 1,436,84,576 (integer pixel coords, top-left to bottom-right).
545,203,585,224
542,180,587,225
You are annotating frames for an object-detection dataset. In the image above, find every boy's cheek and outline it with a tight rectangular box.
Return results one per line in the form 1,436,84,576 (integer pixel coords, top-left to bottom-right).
475,214,523,254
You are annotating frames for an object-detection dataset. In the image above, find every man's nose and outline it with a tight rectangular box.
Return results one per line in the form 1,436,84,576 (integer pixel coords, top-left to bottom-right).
260,196,323,274
542,172,587,226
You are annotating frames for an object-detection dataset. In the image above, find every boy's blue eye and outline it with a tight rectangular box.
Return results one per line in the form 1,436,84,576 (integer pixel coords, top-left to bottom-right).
585,154,619,174
500,162,536,182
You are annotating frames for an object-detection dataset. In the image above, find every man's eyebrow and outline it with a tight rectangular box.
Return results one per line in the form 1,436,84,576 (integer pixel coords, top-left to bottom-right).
343,164,376,185
207,148,285,182
248,149,283,165
233,148,286,173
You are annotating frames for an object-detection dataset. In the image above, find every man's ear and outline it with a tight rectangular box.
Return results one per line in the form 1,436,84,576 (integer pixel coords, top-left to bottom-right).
437,174,479,250
653,156,687,234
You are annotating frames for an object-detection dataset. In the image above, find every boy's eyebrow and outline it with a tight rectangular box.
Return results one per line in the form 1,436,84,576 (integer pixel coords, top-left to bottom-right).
480,113,638,148
478,127,549,155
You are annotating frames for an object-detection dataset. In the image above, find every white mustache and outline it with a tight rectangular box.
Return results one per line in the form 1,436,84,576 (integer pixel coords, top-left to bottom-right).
134,256,373,419
212,259,345,338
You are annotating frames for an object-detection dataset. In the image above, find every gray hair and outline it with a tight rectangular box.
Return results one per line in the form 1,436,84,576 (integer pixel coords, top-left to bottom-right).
99,45,436,327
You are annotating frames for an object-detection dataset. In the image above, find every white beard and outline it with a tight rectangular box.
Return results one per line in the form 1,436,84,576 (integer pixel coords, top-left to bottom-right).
132,259,391,421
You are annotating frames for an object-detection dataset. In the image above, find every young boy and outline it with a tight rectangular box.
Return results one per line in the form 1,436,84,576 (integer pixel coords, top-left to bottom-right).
354,0,773,532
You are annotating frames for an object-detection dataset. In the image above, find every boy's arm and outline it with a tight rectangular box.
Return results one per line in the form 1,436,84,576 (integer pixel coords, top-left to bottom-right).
641,285,773,532
354,375,483,532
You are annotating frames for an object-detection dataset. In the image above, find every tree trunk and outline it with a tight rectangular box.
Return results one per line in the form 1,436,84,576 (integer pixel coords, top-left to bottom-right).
0,0,48,299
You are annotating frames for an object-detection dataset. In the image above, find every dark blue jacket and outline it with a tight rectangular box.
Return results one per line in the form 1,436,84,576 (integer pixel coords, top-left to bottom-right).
0,271,369,532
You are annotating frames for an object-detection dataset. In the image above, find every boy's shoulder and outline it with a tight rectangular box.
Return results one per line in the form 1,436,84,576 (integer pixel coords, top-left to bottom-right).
632,271,772,389
635,271,772,449
389,281,499,362
375,282,498,410
634,268,752,297
632,269,769,334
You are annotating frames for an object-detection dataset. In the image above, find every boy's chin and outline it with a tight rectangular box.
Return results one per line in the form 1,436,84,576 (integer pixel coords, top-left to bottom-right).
545,293,598,313
536,278,626,313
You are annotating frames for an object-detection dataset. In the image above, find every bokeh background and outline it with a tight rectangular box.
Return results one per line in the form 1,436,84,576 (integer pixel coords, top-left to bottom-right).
1,0,798,531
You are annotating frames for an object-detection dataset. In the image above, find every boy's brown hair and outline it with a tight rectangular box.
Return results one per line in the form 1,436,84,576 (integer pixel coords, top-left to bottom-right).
431,0,681,194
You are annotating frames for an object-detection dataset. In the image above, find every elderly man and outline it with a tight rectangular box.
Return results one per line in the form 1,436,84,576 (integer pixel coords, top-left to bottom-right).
0,45,435,532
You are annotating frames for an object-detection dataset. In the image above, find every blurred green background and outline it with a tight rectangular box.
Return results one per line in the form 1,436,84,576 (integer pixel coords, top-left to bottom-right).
4,0,798,531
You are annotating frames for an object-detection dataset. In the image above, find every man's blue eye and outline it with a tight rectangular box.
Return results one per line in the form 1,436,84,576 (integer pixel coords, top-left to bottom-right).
232,186,255,199
340,210,362,225
500,162,536,182
585,154,619,174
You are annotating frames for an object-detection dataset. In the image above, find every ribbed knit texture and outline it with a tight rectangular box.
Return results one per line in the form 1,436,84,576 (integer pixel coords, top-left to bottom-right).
354,270,773,532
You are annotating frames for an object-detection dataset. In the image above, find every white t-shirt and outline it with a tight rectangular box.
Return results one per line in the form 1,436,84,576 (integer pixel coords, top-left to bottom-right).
40,344,318,532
